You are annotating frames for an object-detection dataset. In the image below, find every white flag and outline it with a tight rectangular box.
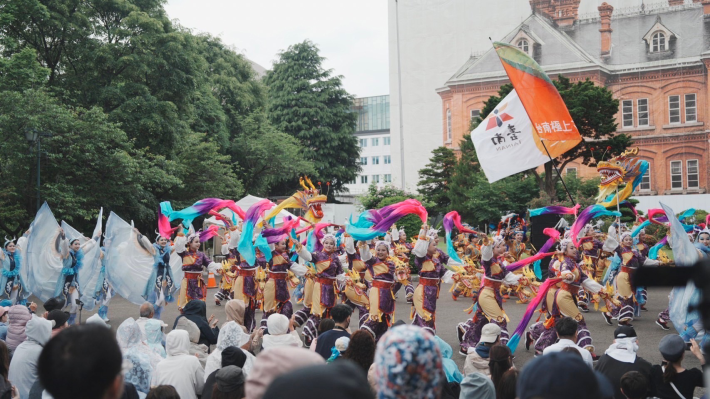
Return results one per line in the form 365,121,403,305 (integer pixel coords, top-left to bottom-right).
471,89,550,183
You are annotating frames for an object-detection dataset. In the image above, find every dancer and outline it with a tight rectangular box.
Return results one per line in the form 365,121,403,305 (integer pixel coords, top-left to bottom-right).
411,225,457,336
216,226,241,306
55,228,100,324
141,233,178,320
343,234,370,327
528,238,606,357
176,232,214,309
93,247,114,322
577,224,604,312
458,235,520,355
0,232,30,305
603,231,661,326
295,233,347,346
230,237,267,333
260,238,307,330
358,240,396,340
391,227,414,304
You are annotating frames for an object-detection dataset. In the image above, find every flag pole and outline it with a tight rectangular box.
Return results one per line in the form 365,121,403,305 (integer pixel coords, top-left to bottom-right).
488,38,575,205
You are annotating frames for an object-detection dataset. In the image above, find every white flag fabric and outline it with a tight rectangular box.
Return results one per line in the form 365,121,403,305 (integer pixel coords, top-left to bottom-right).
471,89,550,183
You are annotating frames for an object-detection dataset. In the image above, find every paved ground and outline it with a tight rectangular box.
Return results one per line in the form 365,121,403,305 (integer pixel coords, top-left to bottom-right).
38,281,702,375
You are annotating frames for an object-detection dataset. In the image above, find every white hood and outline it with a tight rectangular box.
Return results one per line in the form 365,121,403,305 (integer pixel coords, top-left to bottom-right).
25,315,53,346
165,329,190,357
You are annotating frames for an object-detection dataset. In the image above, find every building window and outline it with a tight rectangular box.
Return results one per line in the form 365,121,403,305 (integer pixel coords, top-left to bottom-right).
372,138,379,146
685,94,697,123
384,155,391,164
517,39,529,54
446,108,452,141
687,159,699,189
566,167,577,177
639,169,651,191
622,100,634,128
384,137,390,145
372,156,380,165
372,175,380,183
360,175,368,184
637,99,649,126
384,174,392,183
359,138,367,147
651,32,666,52
360,157,367,166
470,109,481,121
669,95,681,124
670,160,683,189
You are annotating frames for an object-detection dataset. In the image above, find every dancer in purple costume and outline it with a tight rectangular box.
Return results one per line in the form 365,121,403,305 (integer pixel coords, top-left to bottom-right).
295,234,347,346
458,235,520,355
343,235,370,327
176,233,217,309
410,225,457,336
358,240,396,340
390,227,414,304
260,238,307,330
231,237,267,333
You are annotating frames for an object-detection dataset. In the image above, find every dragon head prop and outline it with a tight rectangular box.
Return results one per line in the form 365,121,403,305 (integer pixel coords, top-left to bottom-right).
262,176,327,224
596,148,649,209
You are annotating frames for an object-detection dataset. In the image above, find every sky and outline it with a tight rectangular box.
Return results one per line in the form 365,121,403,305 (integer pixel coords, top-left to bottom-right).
164,0,389,98
164,0,674,99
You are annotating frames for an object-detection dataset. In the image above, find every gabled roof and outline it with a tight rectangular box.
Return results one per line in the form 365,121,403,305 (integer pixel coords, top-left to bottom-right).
642,15,679,44
442,4,706,89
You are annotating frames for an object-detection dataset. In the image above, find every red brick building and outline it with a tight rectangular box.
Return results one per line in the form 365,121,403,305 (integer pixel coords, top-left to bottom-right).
437,0,709,196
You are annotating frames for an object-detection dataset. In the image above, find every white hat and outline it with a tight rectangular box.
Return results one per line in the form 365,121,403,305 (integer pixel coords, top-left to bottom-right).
480,323,502,344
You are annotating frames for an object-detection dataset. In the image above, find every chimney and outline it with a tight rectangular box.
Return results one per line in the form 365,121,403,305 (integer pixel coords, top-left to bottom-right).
599,2,614,58
668,0,684,5
702,0,710,16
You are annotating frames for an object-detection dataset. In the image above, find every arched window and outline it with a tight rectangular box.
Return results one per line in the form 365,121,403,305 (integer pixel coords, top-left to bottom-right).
517,39,529,54
651,32,666,52
446,108,452,141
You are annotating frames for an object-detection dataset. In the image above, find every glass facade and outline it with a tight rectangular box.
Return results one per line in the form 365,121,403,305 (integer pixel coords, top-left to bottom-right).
352,95,390,132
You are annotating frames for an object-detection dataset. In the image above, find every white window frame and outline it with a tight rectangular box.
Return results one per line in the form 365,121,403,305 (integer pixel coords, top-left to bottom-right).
639,168,651,192
384,155,391,165
372,156,379,165
670,160,683,190
384,174,392,183
517,39,529,54
360,157,367,166
383,137,390,145
372,175,380,184
669,95,681,124
566,167,577,177
685,94,697,123
359,138,367,147
446,108,452,141
372,138,379,146
360,175,368,184
622,100,634,128
637,98,649,127
687,159,699,189
470,109,481,121
652,32,666,53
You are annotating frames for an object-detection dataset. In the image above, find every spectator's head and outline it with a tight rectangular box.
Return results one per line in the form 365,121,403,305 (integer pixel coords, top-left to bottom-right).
146,386,180,399
165,330,190,357
212,365,245,399
116,318,143,350
144,319,164,345
6,304,31,350
620,371,648,399
479,323,501,346
613,325,637,342
561,346,583,359
43,297,65,317
225,299,246,326
221,346,247,368
555,316,578,340
139,302,154,319
0,306,9,323
0,340,8,382
38,324,124,399
330,304,352,327
658,334,686,383
317,318,335,334
518,352,600,399
246,347,325,399
47,310,70,331
488,344,513,389
175,317,201,344
460,372,495,399
266,313,290,336
327,336,350,362
25,314,52,346
182,299,207,318
341,330,376,373
496,369,519,399
85,313,110,327
373,325,443,399
263,360,373,399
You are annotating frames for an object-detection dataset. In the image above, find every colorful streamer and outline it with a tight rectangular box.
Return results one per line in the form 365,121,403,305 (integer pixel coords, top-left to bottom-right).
507,278,562,353
529,204,580,217
346,200,428,241
237,199,275,266
570,205,622,247
198,225,220,242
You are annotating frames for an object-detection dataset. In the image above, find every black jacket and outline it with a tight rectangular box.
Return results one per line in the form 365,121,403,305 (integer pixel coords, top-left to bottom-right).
173,300,219,347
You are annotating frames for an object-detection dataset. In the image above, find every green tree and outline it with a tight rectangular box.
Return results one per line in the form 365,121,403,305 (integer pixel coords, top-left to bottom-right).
264,40,360,195
417,147,456,217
